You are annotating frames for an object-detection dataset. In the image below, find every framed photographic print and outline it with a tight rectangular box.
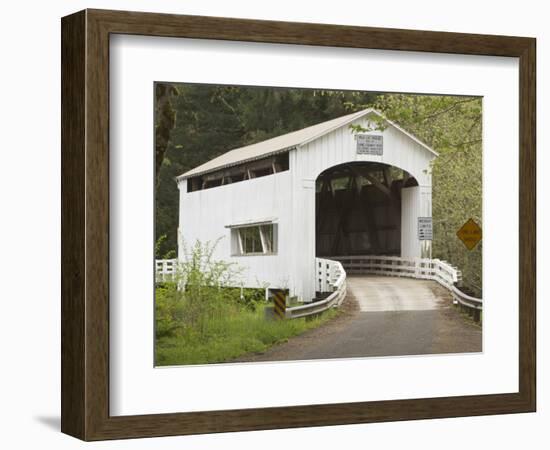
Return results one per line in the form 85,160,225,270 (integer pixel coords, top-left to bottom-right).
61,9,536,441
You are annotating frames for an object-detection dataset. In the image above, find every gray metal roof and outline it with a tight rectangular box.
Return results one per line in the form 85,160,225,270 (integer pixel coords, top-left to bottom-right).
177,108,437,180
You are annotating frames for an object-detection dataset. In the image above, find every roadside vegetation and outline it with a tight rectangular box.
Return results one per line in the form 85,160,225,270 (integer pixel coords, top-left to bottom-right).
155,240,338,366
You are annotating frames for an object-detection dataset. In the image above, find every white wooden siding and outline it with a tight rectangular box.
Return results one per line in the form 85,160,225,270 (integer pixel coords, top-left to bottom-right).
400,186,432,258
178,172,295,294
294,117,434,185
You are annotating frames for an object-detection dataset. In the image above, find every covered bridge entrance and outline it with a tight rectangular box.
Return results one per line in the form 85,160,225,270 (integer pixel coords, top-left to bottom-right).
175,108,440,303
316,161,419,258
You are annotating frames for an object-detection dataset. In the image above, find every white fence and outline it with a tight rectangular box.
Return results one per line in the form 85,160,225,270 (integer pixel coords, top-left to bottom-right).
285,258,347,319
315,257,347,293
330,255,460,288
155,258,178,282
155,255,481,321
328,255,482,319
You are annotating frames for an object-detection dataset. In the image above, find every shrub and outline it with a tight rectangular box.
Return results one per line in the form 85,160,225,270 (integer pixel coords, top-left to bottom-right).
155,282,184,338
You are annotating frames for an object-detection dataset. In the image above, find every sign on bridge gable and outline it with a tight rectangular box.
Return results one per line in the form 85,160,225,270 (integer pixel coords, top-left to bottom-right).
356,134,383,155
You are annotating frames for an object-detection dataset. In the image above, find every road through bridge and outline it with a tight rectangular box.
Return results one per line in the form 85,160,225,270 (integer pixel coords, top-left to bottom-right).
238,275,482,362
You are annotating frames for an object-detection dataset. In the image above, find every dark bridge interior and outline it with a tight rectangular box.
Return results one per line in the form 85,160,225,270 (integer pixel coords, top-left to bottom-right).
315,162,418,257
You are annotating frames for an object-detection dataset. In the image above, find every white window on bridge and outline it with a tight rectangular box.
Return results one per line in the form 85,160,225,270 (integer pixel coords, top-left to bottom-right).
229,222,277,256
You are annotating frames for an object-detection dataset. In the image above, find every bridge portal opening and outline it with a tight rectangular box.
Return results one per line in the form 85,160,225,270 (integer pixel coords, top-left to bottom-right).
315,162,418,257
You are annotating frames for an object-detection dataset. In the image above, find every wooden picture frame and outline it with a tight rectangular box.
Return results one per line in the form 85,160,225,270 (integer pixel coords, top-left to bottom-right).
61,9,536,441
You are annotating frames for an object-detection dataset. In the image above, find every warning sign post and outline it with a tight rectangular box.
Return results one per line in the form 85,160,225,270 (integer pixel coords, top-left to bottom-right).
271,289,287,320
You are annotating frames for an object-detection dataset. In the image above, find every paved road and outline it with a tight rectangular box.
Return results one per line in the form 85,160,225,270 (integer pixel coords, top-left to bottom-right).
238,276,482,363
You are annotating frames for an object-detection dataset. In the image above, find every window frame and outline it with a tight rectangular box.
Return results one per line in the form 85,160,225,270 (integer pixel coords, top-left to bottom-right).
231,223,277,256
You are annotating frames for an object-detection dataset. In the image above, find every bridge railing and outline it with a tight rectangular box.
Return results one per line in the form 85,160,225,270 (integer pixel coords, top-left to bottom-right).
155,255,480,321
327,255,482,320
285,258,347,319
155,258,178,282
315,257,346,293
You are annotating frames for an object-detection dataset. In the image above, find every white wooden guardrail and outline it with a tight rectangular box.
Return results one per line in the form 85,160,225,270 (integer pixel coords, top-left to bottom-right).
155,255,481,321
328,255,482,321
285,258,347,319
155,258,178,282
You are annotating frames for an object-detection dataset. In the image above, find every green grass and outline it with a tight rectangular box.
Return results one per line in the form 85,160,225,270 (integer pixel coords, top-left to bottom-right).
155,304,338,366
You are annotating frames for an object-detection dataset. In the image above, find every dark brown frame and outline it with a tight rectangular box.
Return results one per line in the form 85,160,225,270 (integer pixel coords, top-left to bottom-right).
61,9,536,441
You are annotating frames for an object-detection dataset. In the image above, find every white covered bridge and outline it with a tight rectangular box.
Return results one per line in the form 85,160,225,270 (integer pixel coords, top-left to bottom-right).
158,109,481,320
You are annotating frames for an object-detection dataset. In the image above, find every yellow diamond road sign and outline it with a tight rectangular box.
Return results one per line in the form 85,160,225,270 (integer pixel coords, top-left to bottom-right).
456,218,482,250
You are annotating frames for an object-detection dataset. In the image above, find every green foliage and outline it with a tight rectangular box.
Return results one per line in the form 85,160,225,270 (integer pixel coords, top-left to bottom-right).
160,240,249,340
432,144,482,295
155,83,178,181
155,240,337,365
371,94,482,150
371,94,483,296
155,234,175,259
155,282,184,338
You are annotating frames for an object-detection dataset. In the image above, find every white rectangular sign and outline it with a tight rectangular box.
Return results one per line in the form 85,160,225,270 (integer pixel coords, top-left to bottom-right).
418,217,433,240
356,134,383,155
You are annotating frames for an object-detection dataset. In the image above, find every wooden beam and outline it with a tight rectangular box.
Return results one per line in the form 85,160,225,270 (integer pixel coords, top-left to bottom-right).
361,172,392,198
316,176,334,234
383,167,392,188
203,172,224,182
365,211,381,253
316,176,329,231
345,165,390,196
320,176,330,194
200,155,284,185
331,174,357,254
